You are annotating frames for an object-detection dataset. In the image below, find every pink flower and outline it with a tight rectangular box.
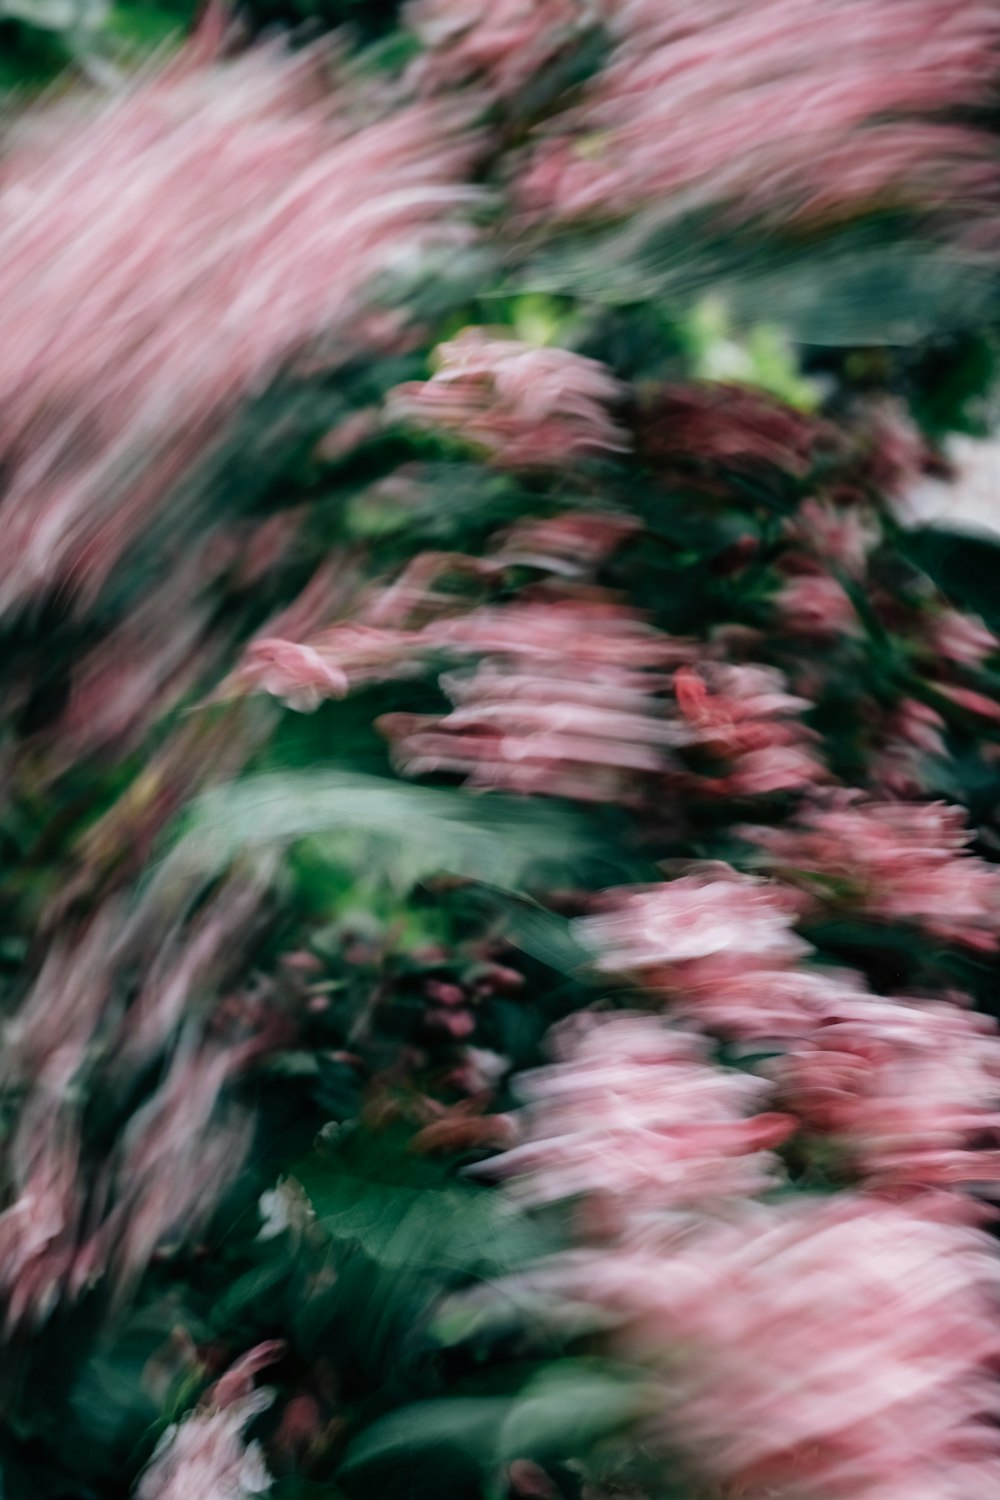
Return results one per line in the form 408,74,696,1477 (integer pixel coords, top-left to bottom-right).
773,573,859,639
542,1196,1000,1500
517,0,1000,234
421,597,684,669
0,1101,83,1331
483,1013,791,1231
788,498,879,578
868,699,947,798
136,1386,274,1500
672,662,826,794
0,41,476,613
744,798,1000,950
382,660,678,801
936,684,1000,723
927,610,998,667
490,511,637,577
383,595,688,802
387,329,628,468
571,866,886,1043
405,0,598,100
670,964,871,1045
776,993,1000,1191
576,868,809,973
234,639,349,712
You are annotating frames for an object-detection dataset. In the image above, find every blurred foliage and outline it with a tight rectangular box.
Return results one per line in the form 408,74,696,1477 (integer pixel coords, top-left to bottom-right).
0,5,998,1500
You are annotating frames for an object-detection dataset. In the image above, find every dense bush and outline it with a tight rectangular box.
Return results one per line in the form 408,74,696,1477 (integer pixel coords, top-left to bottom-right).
2,3,1000,1498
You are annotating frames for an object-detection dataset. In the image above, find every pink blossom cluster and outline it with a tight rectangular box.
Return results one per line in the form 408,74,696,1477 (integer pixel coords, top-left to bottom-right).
671,662,827,795
136,1346,280,1500
405,0,600,101
386,329,629,468
489,969,1000,1495
774,994,1000,1191
0,40,476,613
543,1197,1000,1500
483,1013,791,1231
495,842,1000,1483
787,498,880,580
380,600,684,800
517,0,1000,233
219,514,638,715
743,797,1000,950
573,866,859,1042
867,699,950,800
227,575,828,801
0,872,275,1327
382,602,826,801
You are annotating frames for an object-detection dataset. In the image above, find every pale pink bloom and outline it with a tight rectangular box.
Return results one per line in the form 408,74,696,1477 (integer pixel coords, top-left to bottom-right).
302,623,432,687
576,867,809,973
483,1013,791,1228
536,1196,1000,1500
421,597,685,670
929,610,998,667
571,868,885,1043
226,621,436,710
406,0,599,100
0,42,476,612
103,1040,253,1291
744,798,1000,950
518,0,1000,233
788,498,878,578
490,511,637,577
136,1388,274,1500
776,993,1000,1191
209,1341,286,1409
868,699,948,799
669,964,871,1045
0,1101,83,1331
382,660,680,802
773,573,859,639
672,663,827,794
387,329,628,468
383,595,688,800
936,683,1000,723
234,640,349,713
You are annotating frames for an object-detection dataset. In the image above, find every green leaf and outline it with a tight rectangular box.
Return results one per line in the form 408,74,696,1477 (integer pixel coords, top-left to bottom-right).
301,1169,539,1275
495,1362,646,1462
340,1396,511,1474
900,527,1000,631
340,1362,646,1476
148,771,592,899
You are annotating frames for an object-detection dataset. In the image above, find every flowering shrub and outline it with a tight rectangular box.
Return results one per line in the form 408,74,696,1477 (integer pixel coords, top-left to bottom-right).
1,6,1000,1500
